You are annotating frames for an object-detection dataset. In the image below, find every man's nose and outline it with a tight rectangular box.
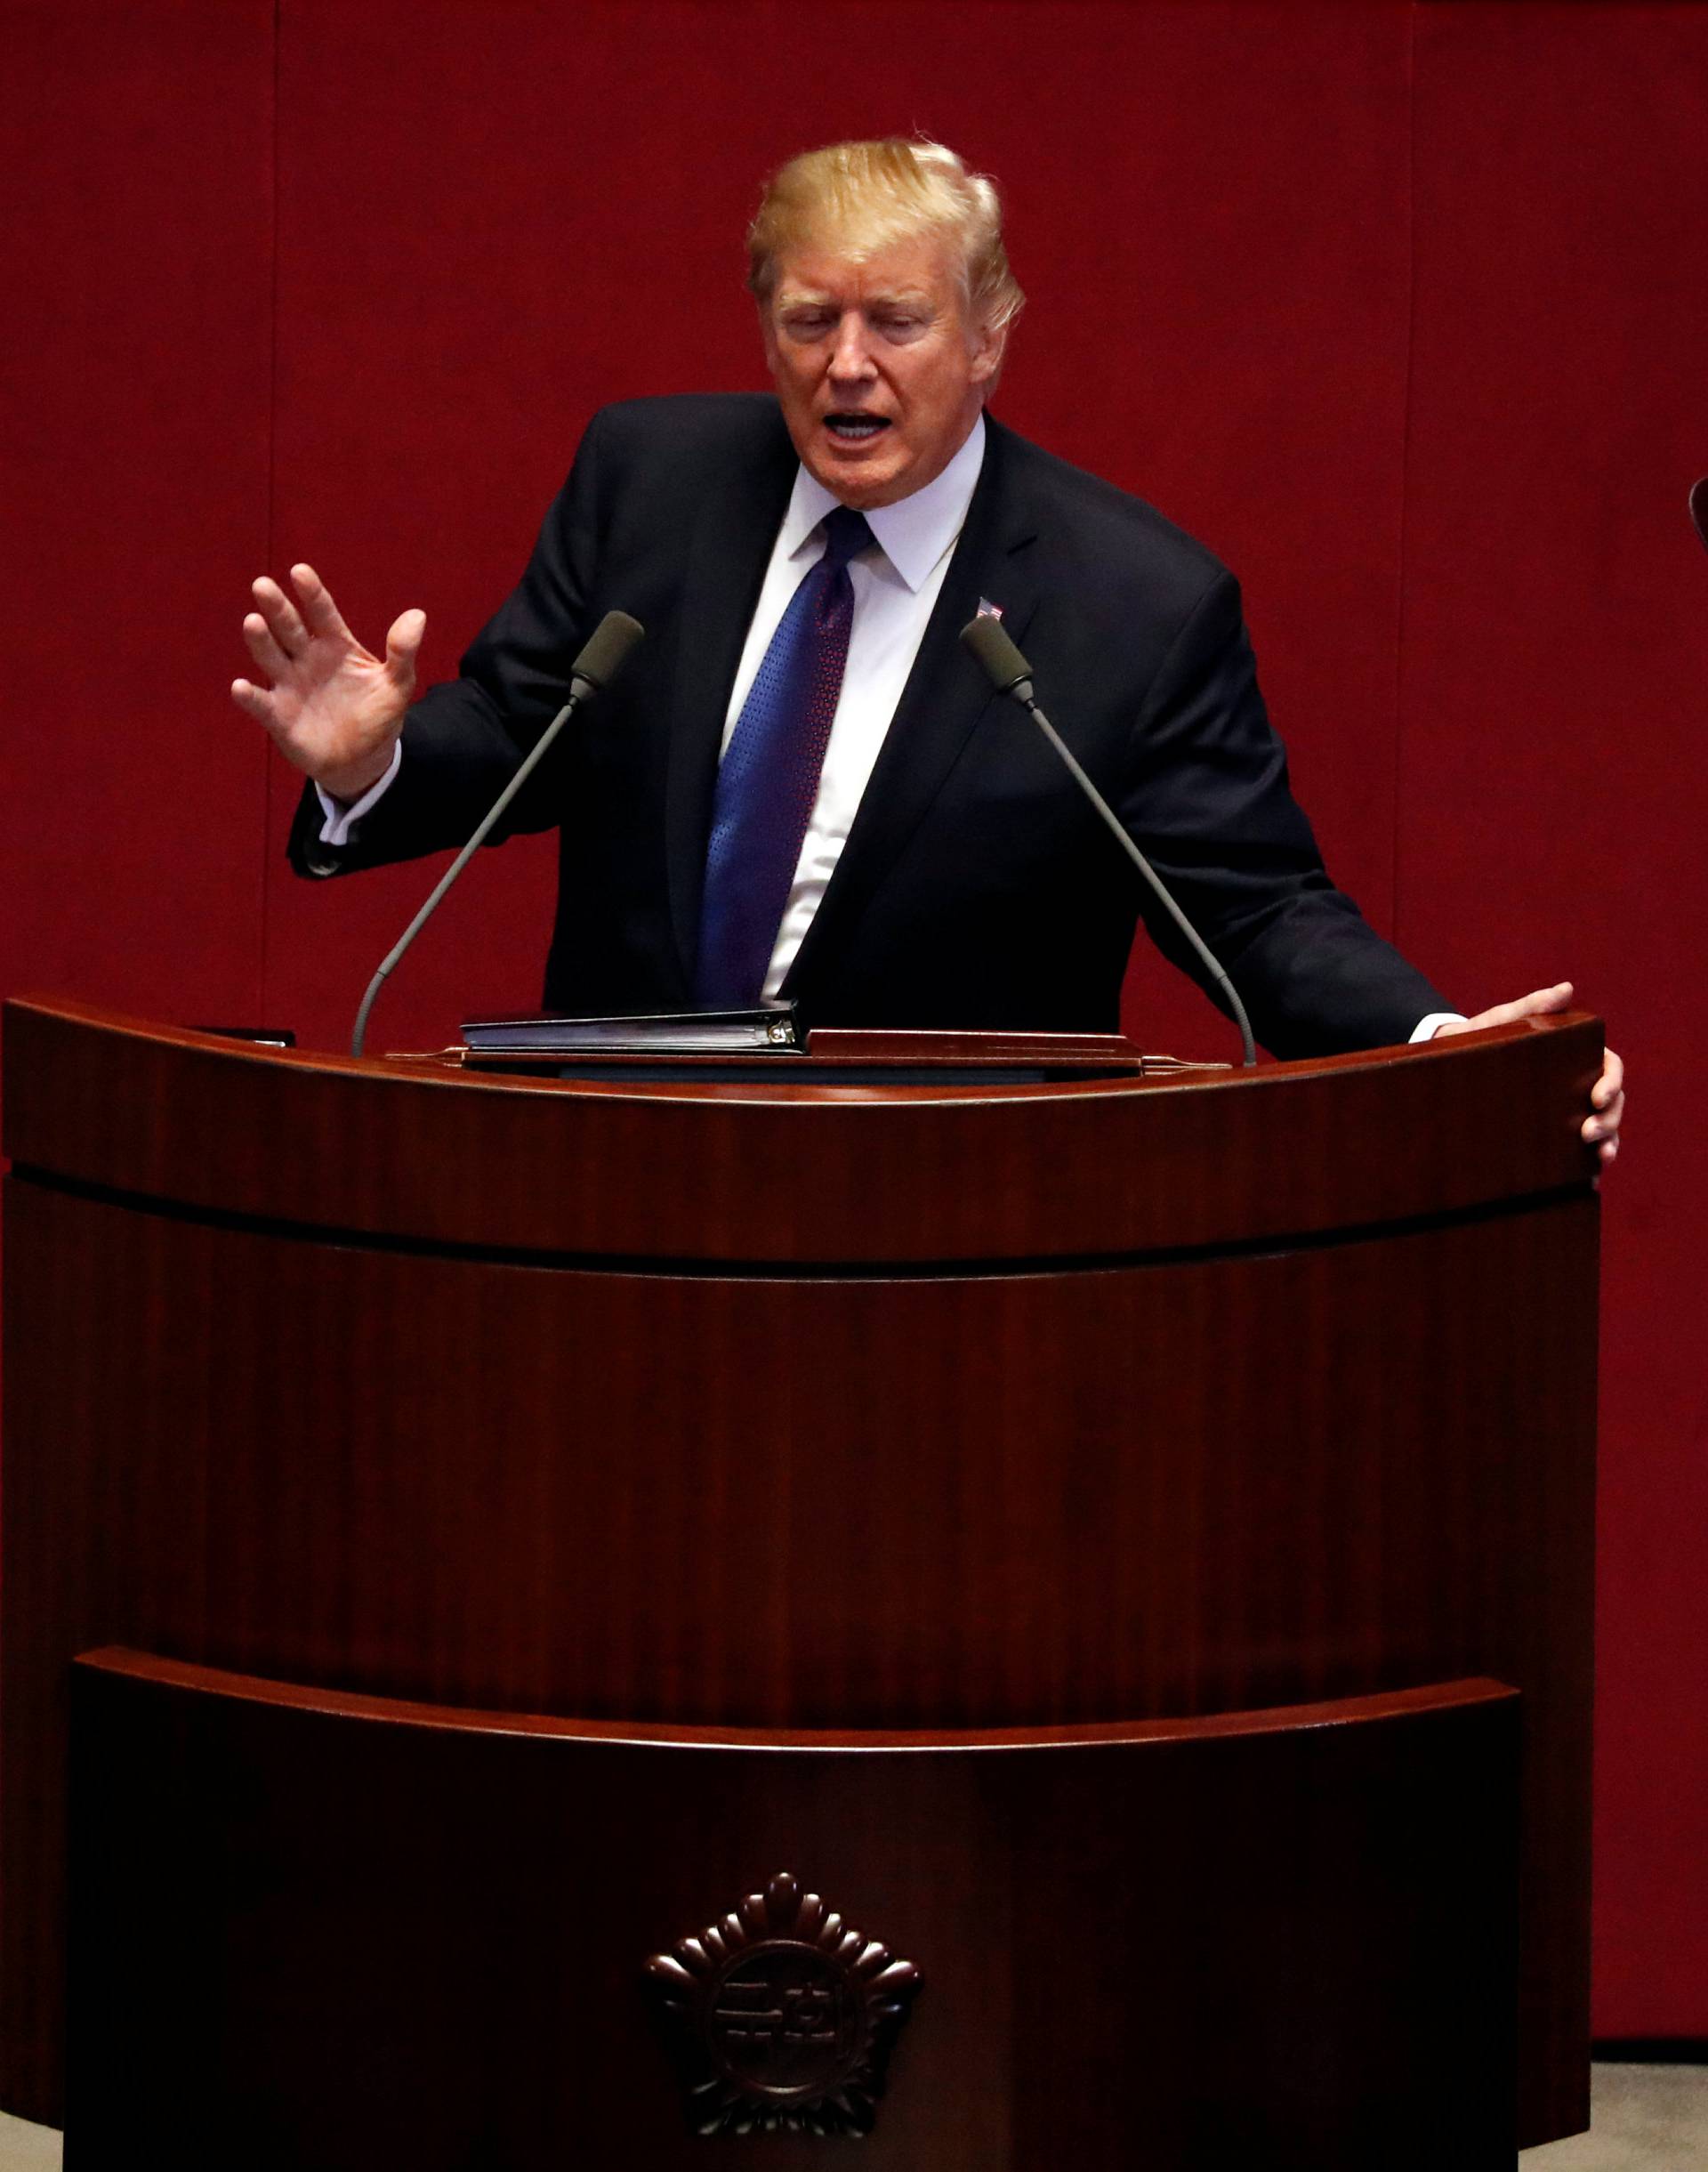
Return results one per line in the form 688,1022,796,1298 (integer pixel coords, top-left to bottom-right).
828,314,877,380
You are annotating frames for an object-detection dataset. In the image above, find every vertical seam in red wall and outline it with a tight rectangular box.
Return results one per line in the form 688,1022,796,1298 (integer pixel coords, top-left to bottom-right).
258,0,282,1020
1391,1,1421,957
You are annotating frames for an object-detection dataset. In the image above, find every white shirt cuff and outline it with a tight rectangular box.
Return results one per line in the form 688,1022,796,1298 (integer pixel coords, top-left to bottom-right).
315,742,402,846
1411,1011,1468,1042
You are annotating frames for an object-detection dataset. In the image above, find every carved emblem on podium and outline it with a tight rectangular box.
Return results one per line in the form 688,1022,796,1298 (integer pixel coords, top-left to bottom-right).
643,1871,922,2136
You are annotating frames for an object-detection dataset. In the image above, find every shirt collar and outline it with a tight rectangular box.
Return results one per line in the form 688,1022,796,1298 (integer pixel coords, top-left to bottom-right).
778,413,987,593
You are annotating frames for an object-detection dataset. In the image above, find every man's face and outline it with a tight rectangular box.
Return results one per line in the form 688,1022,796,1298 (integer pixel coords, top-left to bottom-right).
761,230,1001,509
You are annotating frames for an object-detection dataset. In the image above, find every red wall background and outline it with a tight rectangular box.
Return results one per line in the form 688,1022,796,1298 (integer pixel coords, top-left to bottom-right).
3,0,1704,2034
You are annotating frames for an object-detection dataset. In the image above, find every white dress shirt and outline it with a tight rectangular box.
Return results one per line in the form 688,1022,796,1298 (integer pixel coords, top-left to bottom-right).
318,409,1456,1038
723,415,986,997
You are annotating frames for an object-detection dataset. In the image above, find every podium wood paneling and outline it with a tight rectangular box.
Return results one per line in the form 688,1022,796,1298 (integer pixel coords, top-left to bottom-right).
66,1651,1520,2172
0,997,1601,2141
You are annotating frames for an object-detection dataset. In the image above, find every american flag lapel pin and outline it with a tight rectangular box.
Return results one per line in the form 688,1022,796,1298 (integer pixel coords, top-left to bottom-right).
976,596,1004,621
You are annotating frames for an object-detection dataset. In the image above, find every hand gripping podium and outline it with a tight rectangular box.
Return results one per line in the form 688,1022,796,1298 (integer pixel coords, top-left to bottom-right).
0,997,1601,2166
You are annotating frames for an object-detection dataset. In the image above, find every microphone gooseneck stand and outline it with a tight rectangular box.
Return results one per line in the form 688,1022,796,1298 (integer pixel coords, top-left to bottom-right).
349,611,645,1058
961,614,1257,1067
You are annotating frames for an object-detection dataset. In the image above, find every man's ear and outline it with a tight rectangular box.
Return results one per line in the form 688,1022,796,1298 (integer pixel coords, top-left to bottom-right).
968,314,1004,387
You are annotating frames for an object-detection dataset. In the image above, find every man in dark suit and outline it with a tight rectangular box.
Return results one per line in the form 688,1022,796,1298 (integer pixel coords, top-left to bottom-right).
233,139,1623,1134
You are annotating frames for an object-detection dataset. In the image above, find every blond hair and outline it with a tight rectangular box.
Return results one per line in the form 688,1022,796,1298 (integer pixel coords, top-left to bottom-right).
747,138,1026,342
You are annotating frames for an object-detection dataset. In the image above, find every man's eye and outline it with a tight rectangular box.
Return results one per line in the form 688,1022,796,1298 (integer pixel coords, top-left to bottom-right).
783,312,834,337
878,316,924,338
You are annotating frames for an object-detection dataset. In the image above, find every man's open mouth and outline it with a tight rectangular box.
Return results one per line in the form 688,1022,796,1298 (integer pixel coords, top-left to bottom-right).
825,414,891,441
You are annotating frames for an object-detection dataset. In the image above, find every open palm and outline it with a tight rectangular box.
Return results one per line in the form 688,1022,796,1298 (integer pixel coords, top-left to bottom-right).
231,562,423,803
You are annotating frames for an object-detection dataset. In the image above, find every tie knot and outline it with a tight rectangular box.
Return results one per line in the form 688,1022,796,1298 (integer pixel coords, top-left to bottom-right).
821,505,874,567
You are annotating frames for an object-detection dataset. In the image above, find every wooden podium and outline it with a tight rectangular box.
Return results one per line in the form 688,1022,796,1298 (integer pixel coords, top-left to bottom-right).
0,997,1601,2165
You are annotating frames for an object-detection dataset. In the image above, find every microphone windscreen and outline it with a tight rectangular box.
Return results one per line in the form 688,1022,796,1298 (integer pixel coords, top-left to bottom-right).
961,612,1032,695
1692,478,1708,555
571,610,646,691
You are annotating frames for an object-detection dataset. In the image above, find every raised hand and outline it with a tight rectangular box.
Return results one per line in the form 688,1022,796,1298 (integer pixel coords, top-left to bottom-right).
1432,981,1624,1166
231,563,424,802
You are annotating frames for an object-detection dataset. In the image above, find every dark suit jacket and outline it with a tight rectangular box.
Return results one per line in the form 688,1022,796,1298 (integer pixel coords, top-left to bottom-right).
291,394,1447,1056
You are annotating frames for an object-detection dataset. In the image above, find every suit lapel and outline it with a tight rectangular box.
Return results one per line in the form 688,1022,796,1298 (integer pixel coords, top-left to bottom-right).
664,432,797,984
781,418,1041,998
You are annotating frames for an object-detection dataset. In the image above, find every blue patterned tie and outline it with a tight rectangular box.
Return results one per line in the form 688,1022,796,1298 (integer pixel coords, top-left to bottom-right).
693,505,874,1007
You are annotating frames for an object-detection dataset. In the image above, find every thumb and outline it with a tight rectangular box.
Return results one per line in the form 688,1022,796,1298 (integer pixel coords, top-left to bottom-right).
1510,981,1575,1019
384,608,426,685
1448,981,1575,1035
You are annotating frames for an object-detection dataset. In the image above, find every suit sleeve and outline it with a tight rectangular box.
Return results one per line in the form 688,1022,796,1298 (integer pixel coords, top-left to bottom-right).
1116,569,1452,1059
288,408,608,877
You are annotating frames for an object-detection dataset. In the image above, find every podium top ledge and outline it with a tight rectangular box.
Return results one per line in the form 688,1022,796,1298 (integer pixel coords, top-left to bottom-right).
2,996,1601,1265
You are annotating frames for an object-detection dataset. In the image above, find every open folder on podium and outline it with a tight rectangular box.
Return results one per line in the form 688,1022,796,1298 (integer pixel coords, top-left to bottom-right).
451,1005,1174,1081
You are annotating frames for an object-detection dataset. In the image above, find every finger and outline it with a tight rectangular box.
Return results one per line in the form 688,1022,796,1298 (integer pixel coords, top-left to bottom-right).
290,562,353,642
1593,1049,1624,1107
1585,1086,1625,1134
241,611,293,682
1599,1134,1620,1167
230,677,278,727
1583,1090,1624,1143
252,575,309,655
384,608,426,684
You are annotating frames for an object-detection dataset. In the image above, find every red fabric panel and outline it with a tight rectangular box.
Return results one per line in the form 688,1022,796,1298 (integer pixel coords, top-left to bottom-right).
1403,4,1708,2033
259,0,1414,1061
1,0,1702,2033
0,0,274,1025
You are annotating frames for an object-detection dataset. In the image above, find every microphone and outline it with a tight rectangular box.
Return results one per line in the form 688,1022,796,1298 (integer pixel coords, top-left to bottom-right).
350,610,645,1057
562,608,647,697
962,615,1257,1067
1691,478,1708,554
